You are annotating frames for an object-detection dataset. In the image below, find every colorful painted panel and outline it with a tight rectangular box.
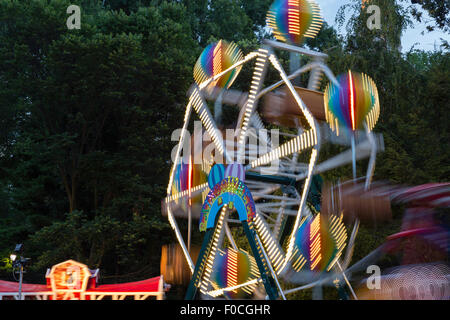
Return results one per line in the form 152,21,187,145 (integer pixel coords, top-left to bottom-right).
291,214,347,273
193,40,243,89
267,0,323,44
324,70,380,133
207,164,225,189
211,248,260,299
199,177,256,232
224,162,245,182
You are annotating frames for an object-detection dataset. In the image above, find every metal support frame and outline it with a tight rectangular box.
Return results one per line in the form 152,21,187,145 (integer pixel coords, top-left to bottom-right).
166,38,383,301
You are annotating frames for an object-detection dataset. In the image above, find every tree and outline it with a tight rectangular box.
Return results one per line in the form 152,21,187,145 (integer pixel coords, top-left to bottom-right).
408,0,450,32
0,0,448,297
337,0,411,52
0,0,198,279
332,0,449,186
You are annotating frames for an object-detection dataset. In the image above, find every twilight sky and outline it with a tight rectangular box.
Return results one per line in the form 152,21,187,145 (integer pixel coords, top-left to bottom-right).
315,0,449,52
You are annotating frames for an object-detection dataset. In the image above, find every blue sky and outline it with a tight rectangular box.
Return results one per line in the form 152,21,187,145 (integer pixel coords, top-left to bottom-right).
315,0,449,52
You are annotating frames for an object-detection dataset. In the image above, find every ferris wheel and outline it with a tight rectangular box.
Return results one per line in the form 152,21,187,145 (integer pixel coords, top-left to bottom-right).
161,0,384,300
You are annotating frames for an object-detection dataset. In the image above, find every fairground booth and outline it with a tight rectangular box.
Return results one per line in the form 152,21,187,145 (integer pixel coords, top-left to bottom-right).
0,260,168,300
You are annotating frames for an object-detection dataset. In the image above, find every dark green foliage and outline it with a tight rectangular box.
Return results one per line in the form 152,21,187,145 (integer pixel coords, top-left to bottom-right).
0,0,196,281
329,0,449,186
407,0,450,32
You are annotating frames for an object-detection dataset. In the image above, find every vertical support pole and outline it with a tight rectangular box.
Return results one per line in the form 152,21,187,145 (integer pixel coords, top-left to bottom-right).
346,133,361,274
187,154,192,253
253,229,286,300
351,134,357,180
273,192,287,240
364,126,377,191
19,264,23,300
289,52,301,87
158,275,165,300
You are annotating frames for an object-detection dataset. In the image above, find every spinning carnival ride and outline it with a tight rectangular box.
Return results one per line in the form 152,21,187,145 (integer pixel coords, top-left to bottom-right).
160,0,448,300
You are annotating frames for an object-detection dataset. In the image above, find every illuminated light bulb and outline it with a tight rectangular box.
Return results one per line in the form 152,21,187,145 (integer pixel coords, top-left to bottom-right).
267,0,323,44
291,213,347,273
194,40,243,89
324,70,380,134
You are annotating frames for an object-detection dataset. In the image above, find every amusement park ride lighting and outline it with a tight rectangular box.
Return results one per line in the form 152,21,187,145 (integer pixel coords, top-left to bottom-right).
365,78,380,132
207,248,261,298
281,148,318,272
198,52,258,91
331,215,347,251
246,52,320,171
167,207,194,273
200,205,228,295
309,214,321,270
253,213,284,273
289,212,348,274
237,49,269,161
288,1,300,35
324,72,380,136
227,249,238,291
267,0,323,44
194,40,244,89
246,260,260,295
213,43,223,84
269,54,317,130
166,93,194,195
292,254,307,271
165,183,209,203
191,88,230,163
208,278,261,298
306,5,323,37
162,0,392,301
349,70,356,130
249,128,316,168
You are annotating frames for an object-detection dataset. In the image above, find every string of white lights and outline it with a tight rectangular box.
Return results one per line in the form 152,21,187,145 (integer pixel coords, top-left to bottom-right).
237,48,269,162
165,183,209,204
167,207,195,273
249,128,316,168
166,97,194,195
253,213,285,274
280,148,318,272
199,205,228,294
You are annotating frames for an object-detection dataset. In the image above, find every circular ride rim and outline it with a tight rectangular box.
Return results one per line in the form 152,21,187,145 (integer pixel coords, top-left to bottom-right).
163,40,381,300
